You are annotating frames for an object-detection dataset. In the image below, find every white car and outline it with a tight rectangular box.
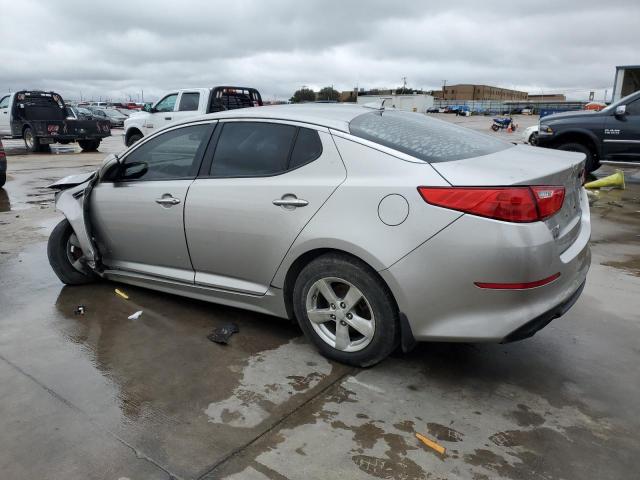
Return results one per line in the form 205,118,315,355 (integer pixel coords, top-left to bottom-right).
522,125,539,145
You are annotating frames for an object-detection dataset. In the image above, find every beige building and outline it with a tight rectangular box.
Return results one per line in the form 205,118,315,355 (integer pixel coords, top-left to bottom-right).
528,94,566,102
432,84,528,101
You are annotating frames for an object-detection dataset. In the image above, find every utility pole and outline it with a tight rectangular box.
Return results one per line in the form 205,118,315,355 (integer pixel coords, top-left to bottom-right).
442,80,447,100
402,76,407,92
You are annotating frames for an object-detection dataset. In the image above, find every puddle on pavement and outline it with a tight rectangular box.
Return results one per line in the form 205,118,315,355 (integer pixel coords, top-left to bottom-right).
0,242,353,478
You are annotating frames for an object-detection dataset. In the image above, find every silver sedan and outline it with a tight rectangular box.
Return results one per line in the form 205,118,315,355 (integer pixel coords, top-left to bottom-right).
48,104,590,366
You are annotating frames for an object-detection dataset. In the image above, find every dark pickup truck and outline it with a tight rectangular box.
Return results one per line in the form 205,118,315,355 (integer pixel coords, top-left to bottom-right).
0,91,111,152
537,90,640,172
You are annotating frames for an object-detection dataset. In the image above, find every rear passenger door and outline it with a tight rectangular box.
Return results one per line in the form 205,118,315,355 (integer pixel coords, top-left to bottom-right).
185,121,346,295
172,91,203,123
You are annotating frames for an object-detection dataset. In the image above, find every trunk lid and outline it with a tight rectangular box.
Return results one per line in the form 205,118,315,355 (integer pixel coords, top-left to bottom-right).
431,145,586,252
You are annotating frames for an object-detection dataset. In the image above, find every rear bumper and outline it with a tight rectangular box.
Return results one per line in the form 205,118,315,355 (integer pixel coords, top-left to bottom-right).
501,280,585,342
380,190,591,342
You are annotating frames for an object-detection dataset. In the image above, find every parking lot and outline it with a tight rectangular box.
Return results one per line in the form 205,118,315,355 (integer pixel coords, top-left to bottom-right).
1,117,639,479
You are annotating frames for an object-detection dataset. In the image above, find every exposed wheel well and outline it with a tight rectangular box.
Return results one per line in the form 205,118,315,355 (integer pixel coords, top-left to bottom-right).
282,248,399,321
552,132,599,159
125,128,143,144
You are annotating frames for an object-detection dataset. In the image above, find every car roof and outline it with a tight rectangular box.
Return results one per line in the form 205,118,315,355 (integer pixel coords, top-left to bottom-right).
172,103,374,132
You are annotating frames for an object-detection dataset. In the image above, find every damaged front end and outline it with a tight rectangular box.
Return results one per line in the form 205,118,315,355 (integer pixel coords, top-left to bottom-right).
48,154,119,274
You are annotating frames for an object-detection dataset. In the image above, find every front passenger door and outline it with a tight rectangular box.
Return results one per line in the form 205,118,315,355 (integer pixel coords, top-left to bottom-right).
0,95,11,135
91,122,214,282
148,93,179,133
603,98,640,162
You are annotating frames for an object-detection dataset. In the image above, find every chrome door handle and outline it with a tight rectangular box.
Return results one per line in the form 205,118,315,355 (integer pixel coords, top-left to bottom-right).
164,117,172,120
155,196,181,206
273,196,308,208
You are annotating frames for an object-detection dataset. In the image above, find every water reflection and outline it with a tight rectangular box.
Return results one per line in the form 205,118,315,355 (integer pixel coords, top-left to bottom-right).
0,188,10,212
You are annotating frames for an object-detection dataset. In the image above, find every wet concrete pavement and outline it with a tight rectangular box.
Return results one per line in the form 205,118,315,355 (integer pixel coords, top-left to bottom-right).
1,123,639,479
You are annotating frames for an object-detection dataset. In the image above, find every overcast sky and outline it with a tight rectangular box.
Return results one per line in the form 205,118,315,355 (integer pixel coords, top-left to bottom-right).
0,0,638,102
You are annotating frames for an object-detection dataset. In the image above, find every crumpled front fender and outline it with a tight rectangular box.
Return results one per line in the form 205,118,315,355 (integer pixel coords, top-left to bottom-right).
53,178,99,269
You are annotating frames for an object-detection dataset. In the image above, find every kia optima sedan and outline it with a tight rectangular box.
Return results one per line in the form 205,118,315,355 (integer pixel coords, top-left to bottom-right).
48,104,590,366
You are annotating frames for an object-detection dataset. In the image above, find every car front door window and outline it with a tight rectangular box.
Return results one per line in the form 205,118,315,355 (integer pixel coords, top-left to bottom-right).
120,124,212,182
155,94,178,113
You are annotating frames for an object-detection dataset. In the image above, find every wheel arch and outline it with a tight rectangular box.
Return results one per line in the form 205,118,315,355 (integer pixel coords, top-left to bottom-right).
125,127,143,145
551,130,600,158
280,247,398,321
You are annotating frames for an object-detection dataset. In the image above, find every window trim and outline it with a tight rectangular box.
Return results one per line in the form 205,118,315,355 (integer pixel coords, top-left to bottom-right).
197,119,325,180
103,121,217,184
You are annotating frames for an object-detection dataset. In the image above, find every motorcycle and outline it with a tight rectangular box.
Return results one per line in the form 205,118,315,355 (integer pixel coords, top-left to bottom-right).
491,117,518,132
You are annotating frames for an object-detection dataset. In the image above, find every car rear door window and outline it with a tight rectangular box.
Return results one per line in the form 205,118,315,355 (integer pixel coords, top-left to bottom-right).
290,128,323,169
349,110,512,163
210,122,297,177
121,124,211,181
179,93,200,111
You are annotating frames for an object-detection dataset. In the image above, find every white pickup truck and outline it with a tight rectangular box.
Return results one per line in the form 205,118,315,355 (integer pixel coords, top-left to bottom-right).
123,86,262,146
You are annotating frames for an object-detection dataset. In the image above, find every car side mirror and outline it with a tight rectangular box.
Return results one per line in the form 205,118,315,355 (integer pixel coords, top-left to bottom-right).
615,105,627,117
121,161,148,180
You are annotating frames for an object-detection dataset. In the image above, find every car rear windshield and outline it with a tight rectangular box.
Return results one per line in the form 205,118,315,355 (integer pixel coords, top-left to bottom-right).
349,110,512,163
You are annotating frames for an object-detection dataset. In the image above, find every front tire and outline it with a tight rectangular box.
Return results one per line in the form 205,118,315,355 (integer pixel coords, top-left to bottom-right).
293,253,399,367
126,133,143,147
0,171,5,187
557,142,599,173
528,131,538,146
47,219,98,285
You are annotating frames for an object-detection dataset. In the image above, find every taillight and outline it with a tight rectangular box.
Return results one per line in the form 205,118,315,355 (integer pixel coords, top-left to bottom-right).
530,186,565,220
418,186,565,223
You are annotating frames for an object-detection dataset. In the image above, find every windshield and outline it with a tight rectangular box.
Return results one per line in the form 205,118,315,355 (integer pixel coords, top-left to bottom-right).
349,110,512,163
104,109,123,118
601,91,640,114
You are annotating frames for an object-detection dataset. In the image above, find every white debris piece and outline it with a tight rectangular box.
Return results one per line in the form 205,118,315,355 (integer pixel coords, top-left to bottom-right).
127,310,143,320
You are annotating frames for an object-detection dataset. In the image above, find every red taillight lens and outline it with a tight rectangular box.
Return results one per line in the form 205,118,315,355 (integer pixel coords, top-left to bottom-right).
418,186,565,223
530,186,565,220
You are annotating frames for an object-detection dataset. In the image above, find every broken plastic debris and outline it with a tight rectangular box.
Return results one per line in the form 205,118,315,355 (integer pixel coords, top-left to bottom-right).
128,310,143,320
415,432,446,455
115,288,129,300
74,305,85,315
207,322,239,345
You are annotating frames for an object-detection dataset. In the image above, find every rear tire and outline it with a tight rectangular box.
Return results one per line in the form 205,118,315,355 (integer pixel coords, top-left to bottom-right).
491,124,499,132
0,171,5,188
557,142,599,173
47,219,98,285
126,133,143,147
23,127,40,153
79,140,100,152
293,253,399,367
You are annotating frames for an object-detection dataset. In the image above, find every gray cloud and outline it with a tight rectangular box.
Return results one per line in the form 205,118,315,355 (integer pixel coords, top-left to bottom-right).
0,0,638,102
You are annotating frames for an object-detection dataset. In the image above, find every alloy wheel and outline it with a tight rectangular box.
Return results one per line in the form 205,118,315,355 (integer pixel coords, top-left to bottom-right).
66,233,86,273
305,277,375,352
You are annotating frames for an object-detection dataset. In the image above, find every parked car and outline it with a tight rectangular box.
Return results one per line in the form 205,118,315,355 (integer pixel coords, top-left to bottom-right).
0,91,111,152
86,107,127,127
522,125,539,145
537,90,640,172
0,138,6,187
124,86,262,146
47,104,590,366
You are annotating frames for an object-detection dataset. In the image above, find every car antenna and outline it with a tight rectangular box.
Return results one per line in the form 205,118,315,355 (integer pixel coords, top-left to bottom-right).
362,98,388,111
